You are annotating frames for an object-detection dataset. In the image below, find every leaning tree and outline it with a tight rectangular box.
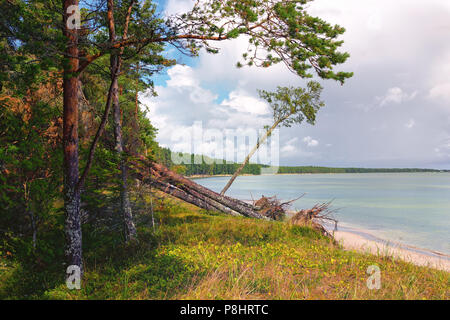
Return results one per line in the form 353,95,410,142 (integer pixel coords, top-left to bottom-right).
1,0,352,278
221,82,324,195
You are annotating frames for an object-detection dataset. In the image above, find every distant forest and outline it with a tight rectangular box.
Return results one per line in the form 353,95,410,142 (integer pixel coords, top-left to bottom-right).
156,148,263,176
156,148,448,176
277,166,448,174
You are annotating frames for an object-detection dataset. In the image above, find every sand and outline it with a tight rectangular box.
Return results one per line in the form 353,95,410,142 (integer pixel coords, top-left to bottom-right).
334,230,450,272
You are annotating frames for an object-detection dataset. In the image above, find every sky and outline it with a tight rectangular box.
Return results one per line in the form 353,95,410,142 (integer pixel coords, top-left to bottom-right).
140,0,450,169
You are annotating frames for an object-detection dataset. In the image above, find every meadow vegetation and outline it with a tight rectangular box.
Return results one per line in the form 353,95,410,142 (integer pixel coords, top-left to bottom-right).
1,192,448,300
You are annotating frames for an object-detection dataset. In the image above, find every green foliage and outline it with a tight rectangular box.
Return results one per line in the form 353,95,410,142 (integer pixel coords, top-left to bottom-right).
175,0,353,83
259,81,325,127
156,149,263,176
0,1,64,93
0,88,62,252
0,213,66,299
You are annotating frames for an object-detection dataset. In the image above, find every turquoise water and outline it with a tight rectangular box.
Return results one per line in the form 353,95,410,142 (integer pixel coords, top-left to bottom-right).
194,173,450,255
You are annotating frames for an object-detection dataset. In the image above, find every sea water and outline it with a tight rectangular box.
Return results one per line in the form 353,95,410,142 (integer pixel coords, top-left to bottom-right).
194,173,450,255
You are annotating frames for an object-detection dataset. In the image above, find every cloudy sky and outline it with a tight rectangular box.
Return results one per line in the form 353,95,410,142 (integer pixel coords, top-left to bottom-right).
140,0,450,169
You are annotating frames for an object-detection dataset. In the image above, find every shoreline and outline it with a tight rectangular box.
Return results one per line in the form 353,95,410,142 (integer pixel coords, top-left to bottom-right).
190,180,450,272
289,210,450,272
189,173,259,179
331,226,450,272
189,171,450,179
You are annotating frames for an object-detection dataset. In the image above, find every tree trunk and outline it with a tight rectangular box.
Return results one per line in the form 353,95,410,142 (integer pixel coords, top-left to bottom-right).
24,184,37,249
29,210,37,249
137,173,241,216
142,161,266,219
176,182,242,216
111,55,138,242
147,179,217,212
130,63,142,154
106,0,137,243
220,119,282,196
63,0,82,274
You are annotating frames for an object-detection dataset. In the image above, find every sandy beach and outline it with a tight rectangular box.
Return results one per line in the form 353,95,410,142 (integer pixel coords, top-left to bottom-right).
272,206,449,272
334,230,450,272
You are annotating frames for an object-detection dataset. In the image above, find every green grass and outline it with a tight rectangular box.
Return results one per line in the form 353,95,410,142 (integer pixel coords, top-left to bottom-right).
0,196,449,300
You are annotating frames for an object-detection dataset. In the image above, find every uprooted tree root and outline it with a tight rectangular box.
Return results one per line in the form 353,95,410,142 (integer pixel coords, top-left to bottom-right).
252,196,338,240
131,158,339,240
289,202,338,239
253,195,295,221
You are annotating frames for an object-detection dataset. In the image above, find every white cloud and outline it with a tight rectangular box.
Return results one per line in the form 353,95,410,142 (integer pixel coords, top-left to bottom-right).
164,65,218,103
405,119,416,129
303,136,319,147
286,137,299,145
280,137,318,159
164,0,194,15
151,0,450,169
378,87,417,106
434,140,450,159
166,65,198,88
427,49,450,107
140,64,272,161
366,9,383,31
221,90,270,115
281,137,299,154
429,82,450,102
281,144,297,153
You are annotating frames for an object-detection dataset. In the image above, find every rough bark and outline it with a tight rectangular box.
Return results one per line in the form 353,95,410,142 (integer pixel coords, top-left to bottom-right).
111,55,137,242
63,0,83,274
130,63,142,154
147,179,217,212
182,186,243,217
29,210,37,249
24,184,37,249
110,58,137,242
137,173,241,216
108,0,137,243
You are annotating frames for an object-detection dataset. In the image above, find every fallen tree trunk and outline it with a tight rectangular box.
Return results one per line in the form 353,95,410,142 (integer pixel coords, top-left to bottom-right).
132,169,245,217
177,183,243,217
131,158,339,236
143,176,217,212
130,159,337,240
148,162,265,219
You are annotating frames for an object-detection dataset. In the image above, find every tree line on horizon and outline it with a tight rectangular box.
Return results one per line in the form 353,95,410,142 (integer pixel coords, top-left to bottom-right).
156,148,446,176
